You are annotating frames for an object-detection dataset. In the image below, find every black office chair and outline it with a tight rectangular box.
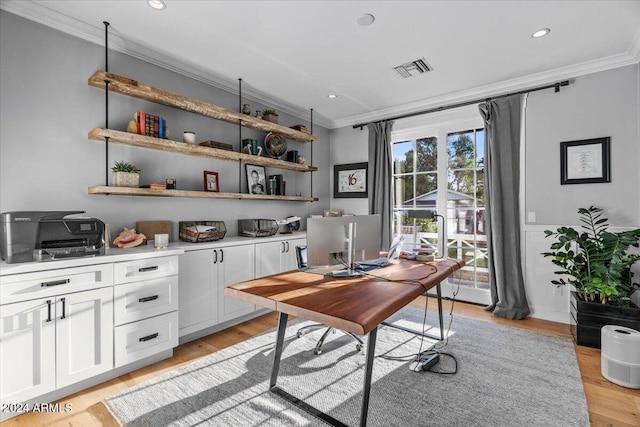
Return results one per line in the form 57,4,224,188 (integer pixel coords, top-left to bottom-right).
295,245,364,354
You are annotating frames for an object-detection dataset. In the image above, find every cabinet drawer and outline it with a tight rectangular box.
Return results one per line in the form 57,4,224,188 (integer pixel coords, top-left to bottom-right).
113,276,178,326
114,311,178,367
114,256,178,285
0,264,113,305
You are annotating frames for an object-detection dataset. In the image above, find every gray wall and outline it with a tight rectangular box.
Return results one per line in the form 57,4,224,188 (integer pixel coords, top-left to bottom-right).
0,11,330,238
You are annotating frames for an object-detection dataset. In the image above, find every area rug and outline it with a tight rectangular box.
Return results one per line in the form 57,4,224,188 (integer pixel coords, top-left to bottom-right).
104,307,589,426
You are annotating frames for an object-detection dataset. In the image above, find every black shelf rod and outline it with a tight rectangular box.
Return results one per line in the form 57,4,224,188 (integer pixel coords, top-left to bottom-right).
352,80,569,130
238,78,243,194
103,21,110,187
310,108,314,199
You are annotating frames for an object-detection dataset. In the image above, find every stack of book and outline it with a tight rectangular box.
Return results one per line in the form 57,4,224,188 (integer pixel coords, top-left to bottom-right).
286,150,299,163
134,111,167,138
199,140,234,151
290,124,311,134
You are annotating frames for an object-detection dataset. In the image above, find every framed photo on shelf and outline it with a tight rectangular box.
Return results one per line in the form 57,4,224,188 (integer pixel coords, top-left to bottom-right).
203,170,219,192
246,164,266,195
560,137,611,185
333,162,368,198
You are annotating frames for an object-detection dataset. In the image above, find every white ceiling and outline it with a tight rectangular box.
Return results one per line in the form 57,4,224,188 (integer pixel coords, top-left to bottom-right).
3,0,640,129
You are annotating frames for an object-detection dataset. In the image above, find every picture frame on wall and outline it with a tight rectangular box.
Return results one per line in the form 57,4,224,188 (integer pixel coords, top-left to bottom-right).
560,137,611,185
203,170,219,192
333,162,368,198
246,164,266,195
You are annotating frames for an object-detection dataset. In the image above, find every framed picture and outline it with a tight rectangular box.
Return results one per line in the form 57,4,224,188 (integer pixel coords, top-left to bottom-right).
245,164,266,195
203,171,219,192
334,162,368,198
560,137,611,185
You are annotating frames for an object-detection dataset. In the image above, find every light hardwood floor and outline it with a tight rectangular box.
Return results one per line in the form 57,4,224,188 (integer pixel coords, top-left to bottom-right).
2,297,638,427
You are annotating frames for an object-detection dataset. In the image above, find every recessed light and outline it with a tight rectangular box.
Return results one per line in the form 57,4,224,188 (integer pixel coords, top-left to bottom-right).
357,13,375,26
148,0,166,10
327,94,337,99
532,28,550,38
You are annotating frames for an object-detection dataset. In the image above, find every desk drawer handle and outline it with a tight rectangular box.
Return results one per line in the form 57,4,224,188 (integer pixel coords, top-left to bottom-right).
41,278,70,287
46,300,52,322
60,297,66,320
139,333,159,342
138,295,159,303
138,266,158,273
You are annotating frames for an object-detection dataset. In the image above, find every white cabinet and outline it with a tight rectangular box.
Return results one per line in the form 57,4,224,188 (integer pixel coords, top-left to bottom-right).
0,265,113,404
256,237,306,278
179,244,256,336
113,256,179,367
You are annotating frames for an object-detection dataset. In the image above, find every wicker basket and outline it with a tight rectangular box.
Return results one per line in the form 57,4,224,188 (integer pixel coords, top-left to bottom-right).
179,221,226,242
238,219,278,237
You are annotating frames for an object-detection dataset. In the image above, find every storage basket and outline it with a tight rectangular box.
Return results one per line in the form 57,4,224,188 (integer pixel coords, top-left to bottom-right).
179,221,226,242
238,219,278,237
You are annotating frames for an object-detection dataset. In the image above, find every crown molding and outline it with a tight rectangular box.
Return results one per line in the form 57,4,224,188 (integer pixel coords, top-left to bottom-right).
0,0,332,129
333,51,640,130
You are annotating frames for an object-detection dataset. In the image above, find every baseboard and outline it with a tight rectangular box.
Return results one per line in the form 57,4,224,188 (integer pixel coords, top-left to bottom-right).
529,306,571,324
179,308,271,345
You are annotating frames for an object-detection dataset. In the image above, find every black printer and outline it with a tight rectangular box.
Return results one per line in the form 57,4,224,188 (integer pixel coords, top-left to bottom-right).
0,211,105,264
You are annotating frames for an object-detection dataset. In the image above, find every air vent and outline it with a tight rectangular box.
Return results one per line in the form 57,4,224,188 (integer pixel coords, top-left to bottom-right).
394,58,432,78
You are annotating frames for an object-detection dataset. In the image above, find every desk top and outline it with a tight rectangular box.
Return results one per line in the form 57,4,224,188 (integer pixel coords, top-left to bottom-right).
225,258,464,335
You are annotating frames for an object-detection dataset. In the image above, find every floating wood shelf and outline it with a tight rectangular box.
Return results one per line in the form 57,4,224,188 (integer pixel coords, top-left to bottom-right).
88,128,317,172
88,186,318,202
88,70,317,143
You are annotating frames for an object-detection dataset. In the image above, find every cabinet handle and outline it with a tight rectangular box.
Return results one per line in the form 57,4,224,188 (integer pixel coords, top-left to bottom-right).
138,266,159,273
46,300,52,322
281,242,285,253
213,250,218,264
60,298,66,320
139,333,159,342
41,278,70,287
220,249,223,263
286,241,290,252
138,295,159,303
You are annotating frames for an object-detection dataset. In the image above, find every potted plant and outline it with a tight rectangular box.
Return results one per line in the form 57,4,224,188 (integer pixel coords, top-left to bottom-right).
262,109,279,124
542,206,640,347
111,161,141,188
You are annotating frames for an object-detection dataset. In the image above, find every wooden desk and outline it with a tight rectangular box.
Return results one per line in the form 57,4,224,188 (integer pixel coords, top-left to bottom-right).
225,258,464,427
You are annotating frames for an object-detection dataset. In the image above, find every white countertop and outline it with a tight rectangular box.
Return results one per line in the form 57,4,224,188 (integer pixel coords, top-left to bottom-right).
0,232,305,276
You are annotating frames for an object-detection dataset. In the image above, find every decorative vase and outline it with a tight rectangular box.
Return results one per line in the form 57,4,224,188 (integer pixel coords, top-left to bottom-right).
242,104,251,115
263,114,278,124
113,172,139,188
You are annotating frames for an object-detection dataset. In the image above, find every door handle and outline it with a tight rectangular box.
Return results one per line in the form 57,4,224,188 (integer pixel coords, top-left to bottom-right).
46,300,52,322
286,241,290,252
281,242,285,253
213,249,218,264
220,249,223,263
138,295,159,303
60,297,66,320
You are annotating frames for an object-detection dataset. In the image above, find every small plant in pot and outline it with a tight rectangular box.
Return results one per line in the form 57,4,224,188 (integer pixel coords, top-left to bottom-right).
111,161,141,188
262,109,279,124
542,206,640,306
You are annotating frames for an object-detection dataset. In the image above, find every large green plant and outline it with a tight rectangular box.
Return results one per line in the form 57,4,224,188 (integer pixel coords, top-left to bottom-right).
542,206,640,306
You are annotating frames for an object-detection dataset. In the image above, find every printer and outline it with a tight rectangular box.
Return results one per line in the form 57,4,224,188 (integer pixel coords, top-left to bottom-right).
0,211,105,264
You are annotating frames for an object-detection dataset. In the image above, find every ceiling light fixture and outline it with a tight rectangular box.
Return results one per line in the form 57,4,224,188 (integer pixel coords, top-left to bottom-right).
357,13,375,26
531,28,550,38
328,94,337,99
148,0,166,10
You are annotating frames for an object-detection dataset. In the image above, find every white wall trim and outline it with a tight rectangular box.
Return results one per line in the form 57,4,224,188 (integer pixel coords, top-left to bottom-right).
0,0,332,129
629,26,640,62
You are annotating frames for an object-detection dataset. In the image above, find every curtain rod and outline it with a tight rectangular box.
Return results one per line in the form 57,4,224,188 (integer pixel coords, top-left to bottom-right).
352,80,569,130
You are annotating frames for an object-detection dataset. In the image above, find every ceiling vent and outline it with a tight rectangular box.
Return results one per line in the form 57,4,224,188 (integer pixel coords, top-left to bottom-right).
394,58,432,78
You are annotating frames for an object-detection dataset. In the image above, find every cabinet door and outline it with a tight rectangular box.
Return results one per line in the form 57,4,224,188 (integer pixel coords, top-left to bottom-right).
283,238,307,272
178,250,217,336
255,240,286,278
0,299,56,403
55,287,113,388
218,245,256,323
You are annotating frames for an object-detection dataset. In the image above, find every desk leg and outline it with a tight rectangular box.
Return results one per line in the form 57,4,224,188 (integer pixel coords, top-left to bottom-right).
380,286,445,341
436,283,444,341
269,312,288,388
360,326,377,427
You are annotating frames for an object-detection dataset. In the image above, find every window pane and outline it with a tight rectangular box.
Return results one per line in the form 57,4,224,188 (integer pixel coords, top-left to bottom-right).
393,140,413,174
476,129,485,167
414,173,437,207
447,169,475,196
415,137,437,172
393,175,413,208
476,167,485,204
447,130,475,170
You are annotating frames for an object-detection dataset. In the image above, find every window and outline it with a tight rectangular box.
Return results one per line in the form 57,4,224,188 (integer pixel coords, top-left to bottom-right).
392,119,489,304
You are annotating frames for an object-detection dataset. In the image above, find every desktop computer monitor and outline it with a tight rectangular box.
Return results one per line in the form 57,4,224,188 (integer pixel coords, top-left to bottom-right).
306,215,381,268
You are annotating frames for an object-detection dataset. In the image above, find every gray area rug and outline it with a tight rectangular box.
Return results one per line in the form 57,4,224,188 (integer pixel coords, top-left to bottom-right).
104,306,589,426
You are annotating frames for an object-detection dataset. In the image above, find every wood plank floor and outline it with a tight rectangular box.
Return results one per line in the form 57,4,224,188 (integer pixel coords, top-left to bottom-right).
2,297,638,426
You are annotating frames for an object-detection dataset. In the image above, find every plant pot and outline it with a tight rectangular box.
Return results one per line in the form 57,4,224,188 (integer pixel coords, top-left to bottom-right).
113,172,139,188
262,114,278,124
570,291,640,348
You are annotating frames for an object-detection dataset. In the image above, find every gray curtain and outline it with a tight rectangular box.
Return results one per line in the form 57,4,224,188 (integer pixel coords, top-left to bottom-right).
478,96,530,320
367,121,394,250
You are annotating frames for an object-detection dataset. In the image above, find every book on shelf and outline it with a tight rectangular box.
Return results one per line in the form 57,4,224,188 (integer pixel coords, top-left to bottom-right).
199,140,234,151
134,111,167,138
286,150,299,163
140,183,167,190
